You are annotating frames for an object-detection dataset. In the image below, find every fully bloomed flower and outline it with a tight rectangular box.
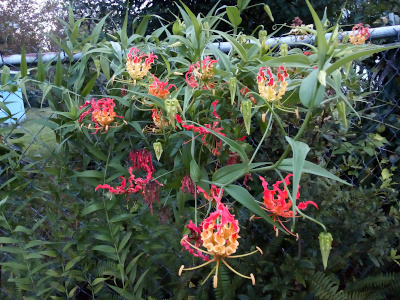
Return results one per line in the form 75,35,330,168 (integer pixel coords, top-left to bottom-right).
149,75,176,99
257,65,289,102
126,47,157,82
179,196,262,288
185,57,218,89
349,23,370,45
78,98,124,134
258,174,318,235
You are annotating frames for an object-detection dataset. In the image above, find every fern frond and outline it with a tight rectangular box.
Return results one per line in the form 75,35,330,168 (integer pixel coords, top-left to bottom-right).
307,271,345,300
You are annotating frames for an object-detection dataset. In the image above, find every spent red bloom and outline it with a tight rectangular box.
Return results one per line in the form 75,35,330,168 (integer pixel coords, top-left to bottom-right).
78,98,123,134
181,174,195,194
96,149,162,214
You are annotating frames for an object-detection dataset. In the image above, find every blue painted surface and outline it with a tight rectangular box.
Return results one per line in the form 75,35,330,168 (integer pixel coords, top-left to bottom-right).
0,73,26,125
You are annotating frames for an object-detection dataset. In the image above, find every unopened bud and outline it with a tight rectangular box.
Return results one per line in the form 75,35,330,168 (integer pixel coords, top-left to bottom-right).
280,43,288,57
203,21,210,38
342,35,350,44
336,101,347,128
258,30,267,40
319,232,333,269
228,77,237,105
165,98,181,127
168,41,182,48
94,59,101,76
153,142,163,161
241,100,252,135
264,5,274,22
317,70,327,86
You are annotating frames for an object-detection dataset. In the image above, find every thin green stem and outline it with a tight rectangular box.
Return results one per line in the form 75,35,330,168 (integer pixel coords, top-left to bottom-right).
249,111,273,165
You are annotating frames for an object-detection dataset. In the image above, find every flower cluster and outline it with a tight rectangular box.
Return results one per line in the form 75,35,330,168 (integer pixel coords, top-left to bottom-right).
78,98,124,134
185,57,218,89
126,47,157,83
258,174,318,235
349,23,370,45
257,65,289,102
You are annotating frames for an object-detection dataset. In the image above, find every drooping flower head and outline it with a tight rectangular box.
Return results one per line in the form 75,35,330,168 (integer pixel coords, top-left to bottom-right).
349,23,370,45
149,75,176,99
126,47,158,82
179,196,262,288
258,174,318,235
78,98,124,134
185,56,218,89
257,65,289,102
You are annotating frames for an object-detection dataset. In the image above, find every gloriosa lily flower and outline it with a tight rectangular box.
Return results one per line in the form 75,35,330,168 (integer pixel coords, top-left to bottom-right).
257,65,289,102
149,75,176,99
185,57,218,89
78,98,124,134
96,150,162,214
258,174,318,236
179,194,262,288
349,23,370,45
126,47,157,84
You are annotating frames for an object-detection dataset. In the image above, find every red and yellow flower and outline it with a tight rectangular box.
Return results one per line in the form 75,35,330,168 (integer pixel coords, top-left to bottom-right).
78,98,124,134
258,174,318,236
257,65,289,102
349,23,370,45
185,56,218,89
126,47,157,83
179,194,262,288
149,75,176,99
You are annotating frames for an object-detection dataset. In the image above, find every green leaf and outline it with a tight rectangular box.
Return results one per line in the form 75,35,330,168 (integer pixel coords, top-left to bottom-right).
91,14,109,44
36,50,46,82
55,54,63,87
284,137,310,225
305,0,327,69
1,65,10,85
190,159,202,183
81,74,98,97
118,232,132,253
136,15,151,36
100,56,110,81
179,1,201,40
0,237,18,244
226,6,242,27
299,69,325,108
260,54,310,68
85,143,107,162
121,8,129,50
73,170,104,179
81,202,103,216
224,185,285,232
212,164,246,185
325,44,400,75
92,245,116,254
21,44,27,77
213,30,248,62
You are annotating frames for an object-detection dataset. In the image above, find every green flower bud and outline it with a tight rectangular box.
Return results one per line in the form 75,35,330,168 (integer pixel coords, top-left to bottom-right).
280,43,288,57
153,142,163,161
94,59,101,76
342,34,350,44
336,101,347,128
264,5,274,22
241,100,252,135
259,30,267,41
228,77,237,105
203,21,210,39
165,98,181,127
319,232,333,269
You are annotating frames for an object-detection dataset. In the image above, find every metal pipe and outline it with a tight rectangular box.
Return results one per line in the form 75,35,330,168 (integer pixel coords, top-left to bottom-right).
1,25,399,66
